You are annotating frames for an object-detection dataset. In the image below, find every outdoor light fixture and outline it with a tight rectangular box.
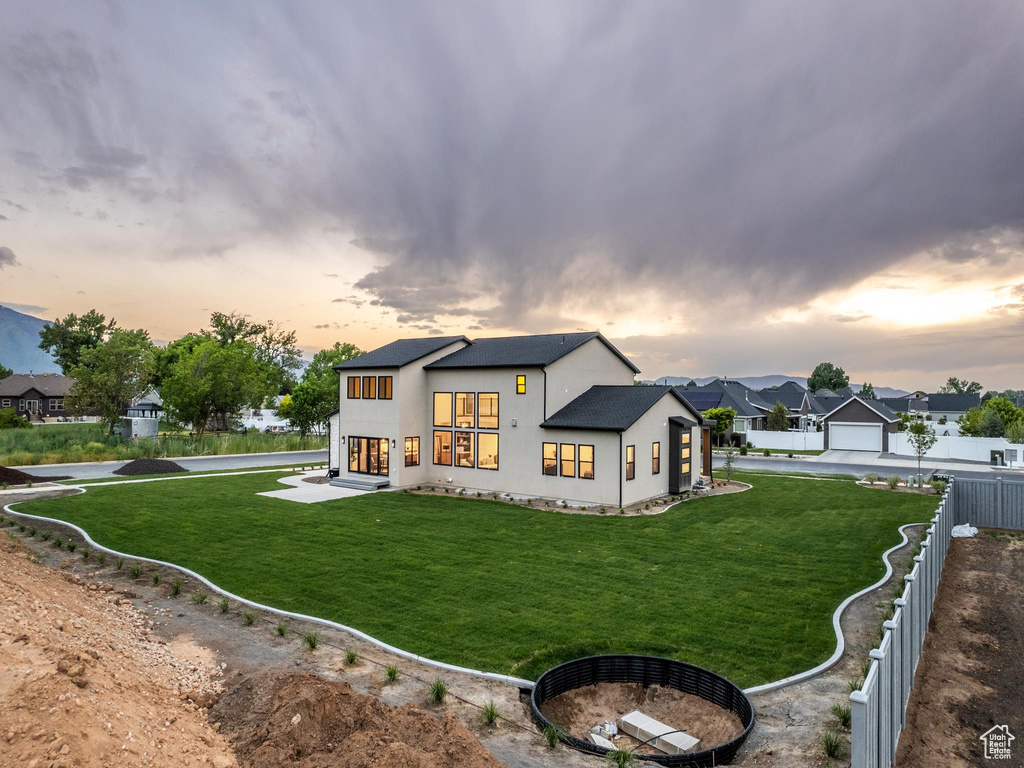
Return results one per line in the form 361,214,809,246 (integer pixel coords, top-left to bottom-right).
392,439,396,447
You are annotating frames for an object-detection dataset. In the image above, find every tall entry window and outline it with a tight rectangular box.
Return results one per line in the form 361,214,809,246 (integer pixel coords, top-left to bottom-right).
625,445,635,480
455,393,476,428
348,437,388,475
652,442,661,474
681,432,691,476
404,437,420,466
433,431,453,465
433,393,453,427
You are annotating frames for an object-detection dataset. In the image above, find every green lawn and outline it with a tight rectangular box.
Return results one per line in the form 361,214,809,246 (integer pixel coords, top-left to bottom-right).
14,471,937,687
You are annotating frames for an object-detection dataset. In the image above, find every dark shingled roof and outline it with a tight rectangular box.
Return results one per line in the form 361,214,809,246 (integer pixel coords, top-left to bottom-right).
926,393,981,412
763,391,807,412
677,390,723,412
0,373,74,397
541,385,697,431
878,397,912,413
680,379,771,417
334,336,467,370
821,395,899,422
425,331,639,373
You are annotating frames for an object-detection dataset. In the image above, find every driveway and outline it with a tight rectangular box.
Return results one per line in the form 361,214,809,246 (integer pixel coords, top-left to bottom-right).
11,449,329,481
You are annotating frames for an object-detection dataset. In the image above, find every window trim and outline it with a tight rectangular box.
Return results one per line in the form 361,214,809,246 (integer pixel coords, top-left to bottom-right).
542,442,558,476
433,392,453,428
378,375,393,400
477,392,499,429
516,374,526,395
1,399,9,409
477,432,499,471
560,443,576,478
626,444,635,481
404,436,420,467
347,376,361,399
432,430,453,465
579,444,595,480
652,441,660,475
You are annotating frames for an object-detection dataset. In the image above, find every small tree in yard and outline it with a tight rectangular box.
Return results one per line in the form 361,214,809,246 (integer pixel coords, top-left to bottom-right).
723,447,736,482
702,406,736,446
767,401,789,431
907,421,936,485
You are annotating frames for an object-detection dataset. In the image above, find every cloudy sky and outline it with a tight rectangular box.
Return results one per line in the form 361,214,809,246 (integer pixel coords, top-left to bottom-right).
2,1,1023,389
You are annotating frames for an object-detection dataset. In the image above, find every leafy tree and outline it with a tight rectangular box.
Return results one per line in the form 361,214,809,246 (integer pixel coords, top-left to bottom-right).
1005,419,1024,444
160,339,269,435
956,406,983,437
978,408,1005,438
938,376,982,395
0,362,11,380
702,406,736,445
38,309,116,373
859,382,876,399
807,362,849,393
66,329,156,435
983,396,1020,428
208,311,302,394
0,408,30,429
276,342,363,435
767,401,789,431
907,421,937,484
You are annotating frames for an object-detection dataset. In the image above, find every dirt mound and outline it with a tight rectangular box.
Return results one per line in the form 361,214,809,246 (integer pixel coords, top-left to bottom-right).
0,535,235,767
113,458,189,476
541,682,744,753
0,465,72,484
212,671,503,768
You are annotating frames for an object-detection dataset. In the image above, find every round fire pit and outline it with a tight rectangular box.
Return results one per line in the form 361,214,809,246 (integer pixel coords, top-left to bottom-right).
531,654,754,766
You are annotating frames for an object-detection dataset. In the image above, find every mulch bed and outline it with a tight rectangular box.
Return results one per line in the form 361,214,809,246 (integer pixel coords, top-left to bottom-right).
0,466,73,485
113,458,189,476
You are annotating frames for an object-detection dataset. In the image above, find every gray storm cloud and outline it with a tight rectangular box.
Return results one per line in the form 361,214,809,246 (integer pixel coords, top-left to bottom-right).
1,1,1023,334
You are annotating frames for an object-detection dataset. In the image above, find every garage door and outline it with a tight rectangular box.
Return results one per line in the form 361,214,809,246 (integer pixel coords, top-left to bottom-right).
830,423,882,452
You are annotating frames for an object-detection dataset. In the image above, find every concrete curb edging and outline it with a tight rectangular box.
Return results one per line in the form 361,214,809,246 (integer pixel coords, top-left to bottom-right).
3,489,925,697
742,521,925,696
3,489,535,690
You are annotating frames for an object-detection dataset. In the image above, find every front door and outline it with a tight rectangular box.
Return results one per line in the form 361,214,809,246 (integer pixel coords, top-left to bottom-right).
348,436,390,475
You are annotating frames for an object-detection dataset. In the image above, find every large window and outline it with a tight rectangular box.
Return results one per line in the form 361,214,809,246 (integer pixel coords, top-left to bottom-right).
455,432,475,468
347,376,360,399
579,445,594,479
50,399,64,411
433,392,453,427
455,393,476,428
404,437,420,466
362,376,377,399
681,431,691,476
378,376,393,400
0,399,9,408
542,442,557,475
433,431,452,465
652,442,660,474
478,433,498,470
626,445,635,480
348,437,388,475
516,374,526,395
478,393,498,429
560,443,576,477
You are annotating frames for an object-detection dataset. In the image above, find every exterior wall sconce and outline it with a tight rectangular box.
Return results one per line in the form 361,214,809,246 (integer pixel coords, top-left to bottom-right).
392,439,396,447
341,436,346,444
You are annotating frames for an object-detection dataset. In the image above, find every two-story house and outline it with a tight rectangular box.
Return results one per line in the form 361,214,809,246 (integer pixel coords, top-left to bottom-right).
327,332,710,508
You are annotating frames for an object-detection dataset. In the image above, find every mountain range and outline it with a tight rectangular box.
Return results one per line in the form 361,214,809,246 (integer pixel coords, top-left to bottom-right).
0,305,59,374
650,374,909,399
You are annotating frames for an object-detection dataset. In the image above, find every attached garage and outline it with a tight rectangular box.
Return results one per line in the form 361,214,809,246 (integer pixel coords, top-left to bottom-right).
829,423,883,452
822,396,899,453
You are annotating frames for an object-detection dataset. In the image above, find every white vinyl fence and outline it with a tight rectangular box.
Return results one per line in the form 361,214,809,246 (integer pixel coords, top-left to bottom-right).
849,481,954,768
889,433,1021,467
850,476,1024,767
744,429,824,452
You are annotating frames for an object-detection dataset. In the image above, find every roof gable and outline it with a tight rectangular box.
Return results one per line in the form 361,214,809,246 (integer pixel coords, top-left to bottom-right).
334,336,468,370
424,331,639,373
541,385,699,431
822,395,898,422
0,373,74,397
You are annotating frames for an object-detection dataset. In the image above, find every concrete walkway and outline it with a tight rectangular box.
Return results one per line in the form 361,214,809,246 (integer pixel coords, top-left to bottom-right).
255,471,372,504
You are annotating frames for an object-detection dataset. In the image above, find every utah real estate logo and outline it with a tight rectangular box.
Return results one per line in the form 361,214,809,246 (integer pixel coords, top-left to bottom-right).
980,725,1015,760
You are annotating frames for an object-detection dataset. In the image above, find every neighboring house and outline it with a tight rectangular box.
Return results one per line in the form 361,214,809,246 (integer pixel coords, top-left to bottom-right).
821,395,900,452
757,380,815,430
0,372,76,422
240,395,291,432
327,332,711,507
678,378,771,440
125,390,163,420
923,393,980,424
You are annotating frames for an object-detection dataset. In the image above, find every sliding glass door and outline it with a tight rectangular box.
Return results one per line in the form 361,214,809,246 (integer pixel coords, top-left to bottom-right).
347,436,389,476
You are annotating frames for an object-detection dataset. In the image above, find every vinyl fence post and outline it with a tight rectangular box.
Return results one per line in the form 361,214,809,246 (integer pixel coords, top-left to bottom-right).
851,689,870,768
996,476,1003,528
895,598,910,722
